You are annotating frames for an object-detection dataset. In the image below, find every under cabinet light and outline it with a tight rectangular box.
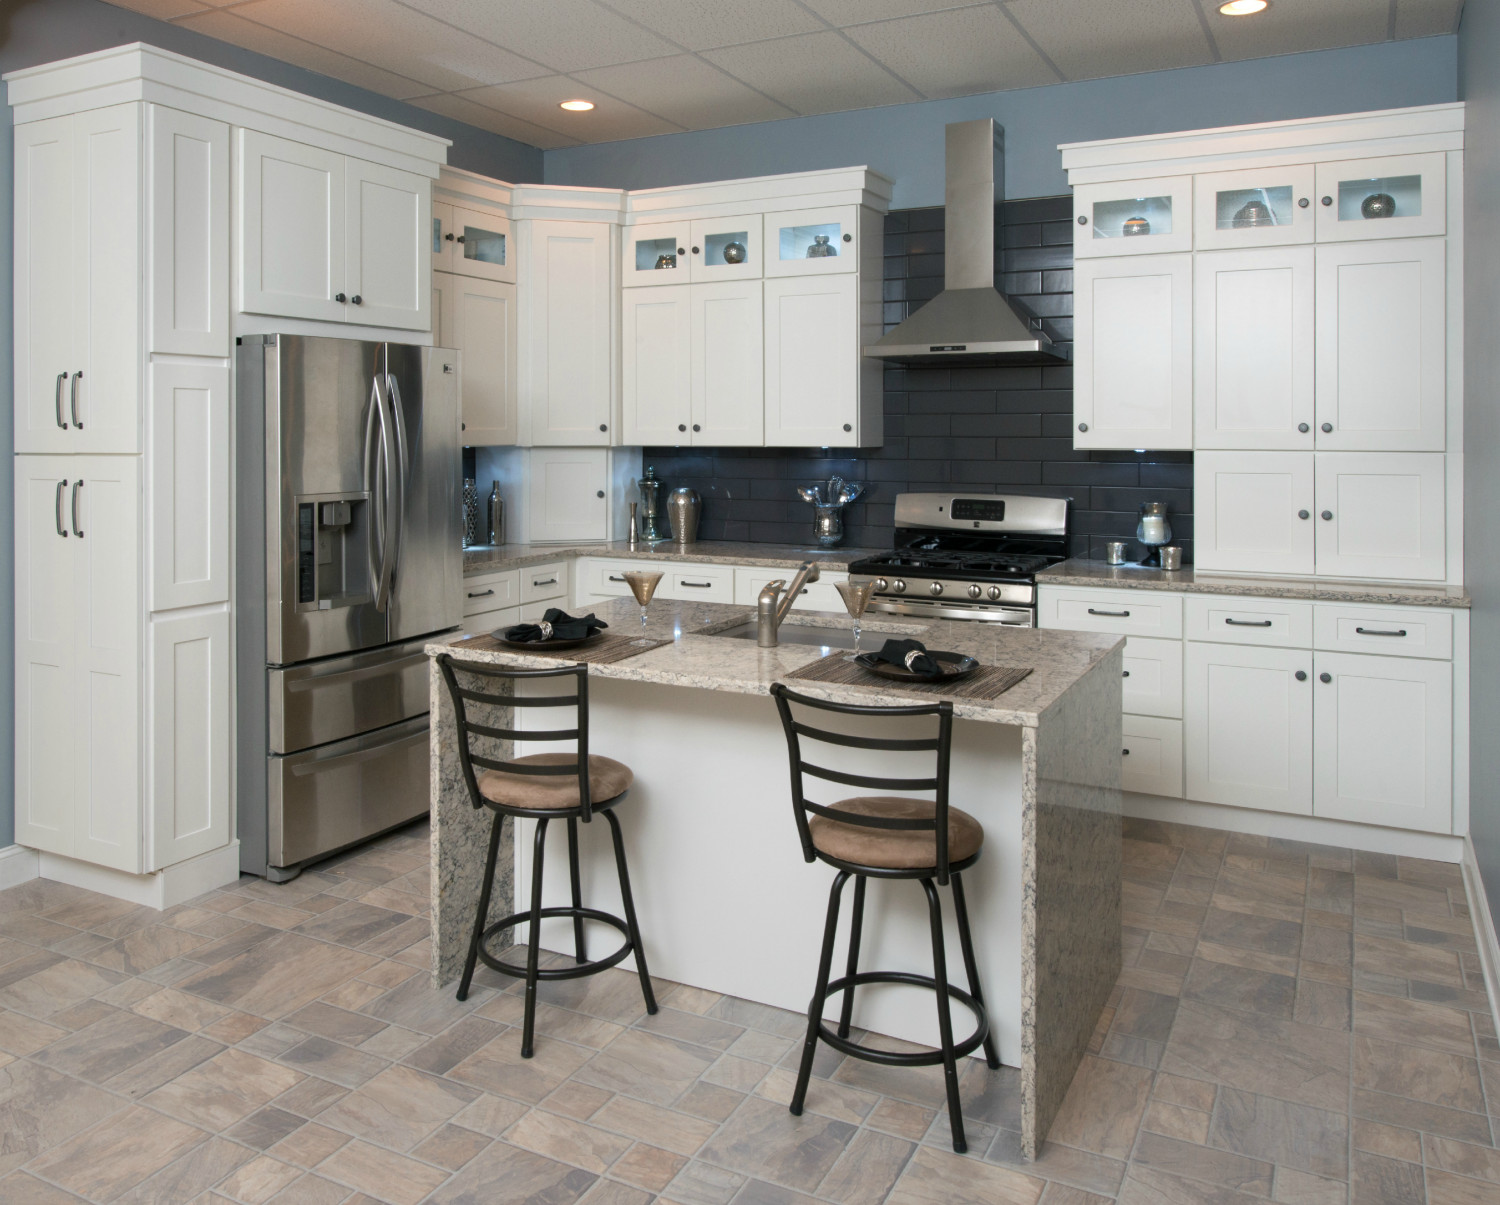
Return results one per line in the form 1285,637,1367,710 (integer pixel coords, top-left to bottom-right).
1218,0,1268,14
560,99,595,111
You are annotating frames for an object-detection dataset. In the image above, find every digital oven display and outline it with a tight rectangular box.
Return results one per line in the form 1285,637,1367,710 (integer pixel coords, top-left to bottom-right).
950,499,1005,522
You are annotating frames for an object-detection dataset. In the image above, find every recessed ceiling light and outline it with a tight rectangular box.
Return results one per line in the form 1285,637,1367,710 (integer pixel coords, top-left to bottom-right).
1218,0,1268,13
559,99,595,111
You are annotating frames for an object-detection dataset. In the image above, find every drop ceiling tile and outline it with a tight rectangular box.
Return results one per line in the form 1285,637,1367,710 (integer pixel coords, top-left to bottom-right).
398,0,677,71
702,31,922,114
599,0,824,50
801,0,990,23
844,7,1058,98
103,0,210,18
174,10,434,100
1394,0,1464,38
1006,0,1213,81
229,0,550,91
573,55,796,129
406,91,579,150
1209,0,1391,62
461,76,684,142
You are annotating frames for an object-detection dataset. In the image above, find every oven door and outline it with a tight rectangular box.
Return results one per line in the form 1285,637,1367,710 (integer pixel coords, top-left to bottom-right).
868,597,1035,625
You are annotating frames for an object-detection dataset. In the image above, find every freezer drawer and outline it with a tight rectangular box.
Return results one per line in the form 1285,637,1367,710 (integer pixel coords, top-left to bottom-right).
268,637,435,754
268,715,429,870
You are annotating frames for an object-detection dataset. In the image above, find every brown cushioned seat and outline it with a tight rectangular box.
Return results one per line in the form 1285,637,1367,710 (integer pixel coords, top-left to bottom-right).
478,753,633,811
808,796,983,870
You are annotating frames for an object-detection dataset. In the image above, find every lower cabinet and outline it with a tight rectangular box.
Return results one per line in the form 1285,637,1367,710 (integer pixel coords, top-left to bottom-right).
1122,715,1183,798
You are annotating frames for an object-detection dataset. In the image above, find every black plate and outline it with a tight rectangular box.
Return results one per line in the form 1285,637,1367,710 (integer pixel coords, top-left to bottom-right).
493,630,607,651
853,649,979,682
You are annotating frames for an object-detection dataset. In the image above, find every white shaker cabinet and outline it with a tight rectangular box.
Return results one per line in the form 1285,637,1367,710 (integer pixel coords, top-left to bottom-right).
1311,651,1452,833
1073,254,1192,450
693,280,763,446
1193,247,1314,450
764,274,870,446
1314,239,1446,452
1194,452,1315,576
435,272,517,446
527,449,611,542
343,157,430,329
622,285,692,445
1313,152,1447,242
1314,452,1446,581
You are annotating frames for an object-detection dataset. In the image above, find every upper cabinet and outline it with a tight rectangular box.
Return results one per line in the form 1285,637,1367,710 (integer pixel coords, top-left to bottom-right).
1073,176,1192,257
239,129,430,330
435,272,517,446
691,215,764,281
1314,152,1446,242
435,200,514,283
1193,165,1316,250
765,205,860,276
623,219,690,287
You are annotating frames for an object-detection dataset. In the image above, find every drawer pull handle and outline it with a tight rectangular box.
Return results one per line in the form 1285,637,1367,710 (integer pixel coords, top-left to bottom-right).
467,589,495,598
532,578,558,587
1355,627,1408,637
681,580,712,588
1087,607,1130,617
71,371,83,429
70,480,83,538
608,575,626,582
55,372,69,429
1225,618,1273,627
55,479,69,538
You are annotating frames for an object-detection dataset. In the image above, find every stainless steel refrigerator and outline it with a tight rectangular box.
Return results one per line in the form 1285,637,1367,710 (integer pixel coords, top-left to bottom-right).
236,335,461,881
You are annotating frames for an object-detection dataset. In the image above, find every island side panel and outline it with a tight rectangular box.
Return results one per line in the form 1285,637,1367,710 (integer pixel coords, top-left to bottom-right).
1021,648,1124,1157
430,657,515,988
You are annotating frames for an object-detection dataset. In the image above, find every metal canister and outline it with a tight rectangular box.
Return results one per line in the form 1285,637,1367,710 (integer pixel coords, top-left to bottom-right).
486,481,504,546
1106,541,1128,565
1159,546,1183,571
667,486,701,545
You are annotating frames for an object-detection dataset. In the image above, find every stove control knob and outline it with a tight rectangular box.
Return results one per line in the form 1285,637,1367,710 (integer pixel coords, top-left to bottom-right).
967,584,983,599
987,585,1003,601
874,578,888,592
892,579,907,594
928,582,944,597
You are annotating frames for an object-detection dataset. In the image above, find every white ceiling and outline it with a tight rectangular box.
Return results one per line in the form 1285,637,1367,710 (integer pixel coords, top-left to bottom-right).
105,0,1465,150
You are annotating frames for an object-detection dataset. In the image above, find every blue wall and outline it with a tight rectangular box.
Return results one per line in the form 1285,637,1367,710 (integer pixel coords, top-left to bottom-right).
1460,1,1500,934
545,38,1459,207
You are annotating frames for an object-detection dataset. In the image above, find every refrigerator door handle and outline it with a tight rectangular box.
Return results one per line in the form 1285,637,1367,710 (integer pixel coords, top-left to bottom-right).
364,374,396,611
385,372,410,579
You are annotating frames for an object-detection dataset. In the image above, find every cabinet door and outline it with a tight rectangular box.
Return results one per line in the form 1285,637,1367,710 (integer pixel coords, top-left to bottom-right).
432,200,455,272
1121,636,1183,719
523,221,615,445
1314,452,1445,581
1194,452,1315,576
344,157,429,330
1194,247,1314,450
692,280,763,446
14,459,78,855
14,116,76,455
1074,254,1192,449
623,220,689,287
689,215,763,282
764,206,858,276
451,205,513,283
1185,641,1313,815
239,130,346,322
71,456,142,872
432,268,454,348
622,285,692,445
1074,176,1192,257
1314,152,1446,242
1314,239,1445,451
527,449,608,542
147,105,229,357
764,274,859,446
450,275,517,447
1312,651,1452,833
147,607,230,869
1122,716,1183,798
148,362,229,610
1193,164,1316,250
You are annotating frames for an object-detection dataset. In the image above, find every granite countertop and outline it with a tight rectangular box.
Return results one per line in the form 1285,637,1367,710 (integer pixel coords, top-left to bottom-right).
462,540,883,577
1038,559,1472,609
428,596,1122,727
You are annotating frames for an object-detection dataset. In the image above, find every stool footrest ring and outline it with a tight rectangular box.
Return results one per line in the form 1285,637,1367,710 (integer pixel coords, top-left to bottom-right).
478,906,635,982
811,971,990,1065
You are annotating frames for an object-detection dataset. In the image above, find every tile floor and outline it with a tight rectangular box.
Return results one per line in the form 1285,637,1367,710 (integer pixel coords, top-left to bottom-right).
0,817,1497,1203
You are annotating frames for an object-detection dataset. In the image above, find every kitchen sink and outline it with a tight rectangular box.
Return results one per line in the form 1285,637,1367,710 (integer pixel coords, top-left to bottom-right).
714,622,857,650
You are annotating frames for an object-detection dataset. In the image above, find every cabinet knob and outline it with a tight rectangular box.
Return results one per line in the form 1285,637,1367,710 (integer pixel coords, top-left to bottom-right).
1078,215,1088,225
1321,422,1332,433
1122,670,1130,678
456,235,466,244
1321,196,1333,206
1319,672,1332,684
351,295,362,305
335,292,347,303
1122,748,1130,756
678,424,687,432
693,424,701,432
1298,423,1309,433
599,423,608,432
677,247,685,256
1298,509,1310,520
596,490,605,498
842,423,852,433
1298,197,1310,208
1295,670,1308,681
1321,510,1334,521
1078,422,1089,432
691,246,700,255
842,233,852,243
445,232,455,241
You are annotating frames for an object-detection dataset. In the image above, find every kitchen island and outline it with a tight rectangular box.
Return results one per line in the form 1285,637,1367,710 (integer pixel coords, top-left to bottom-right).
427,599,1123,1156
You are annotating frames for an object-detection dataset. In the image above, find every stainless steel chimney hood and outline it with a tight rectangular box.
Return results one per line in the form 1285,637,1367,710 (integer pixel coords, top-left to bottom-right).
865,119,1067,365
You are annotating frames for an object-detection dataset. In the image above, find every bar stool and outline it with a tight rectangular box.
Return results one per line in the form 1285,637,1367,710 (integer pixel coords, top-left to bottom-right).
769,683,1000,1153
438,656,657,1057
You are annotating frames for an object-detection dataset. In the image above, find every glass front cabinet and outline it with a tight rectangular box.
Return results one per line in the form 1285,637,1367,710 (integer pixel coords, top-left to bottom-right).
1314,152,1447,242
433,202,513,283
764,206,858,276
1193,165,1316,250
1073,176,1192,257
689,215,762,281
623,221,690,286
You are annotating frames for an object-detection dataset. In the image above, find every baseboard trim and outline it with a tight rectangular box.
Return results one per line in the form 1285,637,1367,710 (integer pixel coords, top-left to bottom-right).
37,841,241,909
1123,792,1465,863
0,844,40,890
1460,836,1500,1039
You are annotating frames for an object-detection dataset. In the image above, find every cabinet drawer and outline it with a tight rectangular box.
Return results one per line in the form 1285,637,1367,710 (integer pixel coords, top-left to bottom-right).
1122,637,1184,719
663,566,734,603
733,567,847,610
1039,587,1183,638
1313,604,1453,659
521,562,568,603
1186,596,1312,647
582,558,648,598
463,604,521,636
463,570,519,616
1122,716,1183,798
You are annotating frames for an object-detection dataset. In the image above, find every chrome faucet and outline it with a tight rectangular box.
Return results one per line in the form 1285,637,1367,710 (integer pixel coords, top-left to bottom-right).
756,562,821,647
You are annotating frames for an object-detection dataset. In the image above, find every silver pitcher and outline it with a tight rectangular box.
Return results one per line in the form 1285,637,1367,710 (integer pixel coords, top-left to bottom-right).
667,486,701,546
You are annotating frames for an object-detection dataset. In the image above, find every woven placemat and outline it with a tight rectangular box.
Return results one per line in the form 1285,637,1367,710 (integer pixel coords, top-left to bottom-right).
458,632,674,665
785,652,1032,701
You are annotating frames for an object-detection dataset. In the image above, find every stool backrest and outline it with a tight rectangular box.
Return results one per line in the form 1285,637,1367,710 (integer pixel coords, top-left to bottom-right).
437,655,597,820
769,683,956,882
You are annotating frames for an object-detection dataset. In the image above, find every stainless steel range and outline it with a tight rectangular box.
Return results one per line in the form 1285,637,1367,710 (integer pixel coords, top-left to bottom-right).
847,493,1070,626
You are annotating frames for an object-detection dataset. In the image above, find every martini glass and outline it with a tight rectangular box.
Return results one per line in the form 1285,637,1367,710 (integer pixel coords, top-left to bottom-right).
621,570,664,637
834,578,876,660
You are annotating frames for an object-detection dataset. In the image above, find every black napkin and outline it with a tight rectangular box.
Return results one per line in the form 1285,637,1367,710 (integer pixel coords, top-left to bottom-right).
870,638,941,678
502,608,609,643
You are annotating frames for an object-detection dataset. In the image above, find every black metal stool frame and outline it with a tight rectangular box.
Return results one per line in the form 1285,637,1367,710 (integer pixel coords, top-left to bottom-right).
770,682,1001,1154
439,655,657,1058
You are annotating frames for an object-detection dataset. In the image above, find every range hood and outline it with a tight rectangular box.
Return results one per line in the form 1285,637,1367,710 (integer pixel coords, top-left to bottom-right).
865,119,1067,365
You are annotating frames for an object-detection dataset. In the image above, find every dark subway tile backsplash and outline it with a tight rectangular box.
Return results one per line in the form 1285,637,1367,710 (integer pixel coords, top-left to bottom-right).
644,195,1193,563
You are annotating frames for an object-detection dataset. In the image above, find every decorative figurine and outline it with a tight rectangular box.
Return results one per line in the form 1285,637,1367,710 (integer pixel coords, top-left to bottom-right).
1122,216,1151,237
721,240,747,264
1361,192,1397,219
806,233,837,258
